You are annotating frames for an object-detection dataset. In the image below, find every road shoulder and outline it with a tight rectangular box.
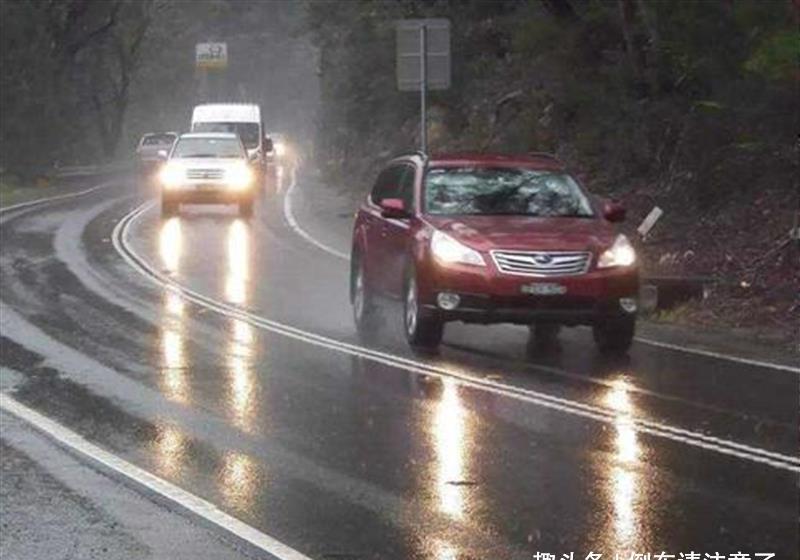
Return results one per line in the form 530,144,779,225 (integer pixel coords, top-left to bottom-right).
0,404,260,560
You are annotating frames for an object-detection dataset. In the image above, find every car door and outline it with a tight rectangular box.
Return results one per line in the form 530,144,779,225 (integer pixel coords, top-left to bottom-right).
363,165,404,294
380,163,416,298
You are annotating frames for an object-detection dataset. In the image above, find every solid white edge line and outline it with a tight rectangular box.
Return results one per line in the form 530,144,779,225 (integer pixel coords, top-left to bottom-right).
632,336,799,374
115,201,800,473
0,394,314,560
282,171,799,375
0,182,111,215
282,166,350,260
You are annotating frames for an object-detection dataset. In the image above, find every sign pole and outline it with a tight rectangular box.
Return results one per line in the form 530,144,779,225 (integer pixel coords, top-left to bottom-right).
419,25,428,155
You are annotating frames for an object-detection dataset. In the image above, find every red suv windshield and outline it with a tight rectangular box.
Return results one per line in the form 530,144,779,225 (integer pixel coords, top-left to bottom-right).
424,166,594,218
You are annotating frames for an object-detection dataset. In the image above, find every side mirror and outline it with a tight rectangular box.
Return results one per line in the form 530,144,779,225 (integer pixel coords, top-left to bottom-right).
157,149,168,160
380,198,410,219
263,137,274,153
603,201,626,223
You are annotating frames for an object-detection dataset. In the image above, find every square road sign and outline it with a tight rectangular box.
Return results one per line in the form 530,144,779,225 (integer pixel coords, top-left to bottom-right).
396,19,451,91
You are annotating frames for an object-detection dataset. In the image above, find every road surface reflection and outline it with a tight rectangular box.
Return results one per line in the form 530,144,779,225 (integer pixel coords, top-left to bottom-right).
432,379,471,520
158,218,188,403
602,376,647,551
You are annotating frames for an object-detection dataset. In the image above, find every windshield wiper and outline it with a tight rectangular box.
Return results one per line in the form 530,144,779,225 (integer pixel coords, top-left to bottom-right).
180,153,217,158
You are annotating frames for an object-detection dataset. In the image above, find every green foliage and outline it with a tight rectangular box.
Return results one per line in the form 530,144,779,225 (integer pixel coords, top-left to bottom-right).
745,30,799,81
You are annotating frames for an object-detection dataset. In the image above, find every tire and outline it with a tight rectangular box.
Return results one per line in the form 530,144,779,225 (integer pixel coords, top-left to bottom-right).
239,198,254,218
161,198,178,217
351,254,379,338
403,269,443,350
593,316,635,356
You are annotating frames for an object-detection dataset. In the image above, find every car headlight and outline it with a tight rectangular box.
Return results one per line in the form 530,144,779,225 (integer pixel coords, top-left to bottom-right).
431,230,485,266
598,234,636,268
274,142,286,156
158,163,183,189
226,164,253,190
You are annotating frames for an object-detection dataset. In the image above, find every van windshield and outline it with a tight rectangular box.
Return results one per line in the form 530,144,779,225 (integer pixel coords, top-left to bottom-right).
193,122,260,149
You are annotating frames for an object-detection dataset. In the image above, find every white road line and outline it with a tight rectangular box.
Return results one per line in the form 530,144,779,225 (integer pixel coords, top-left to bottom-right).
632,336,798,374
282,171,799,375
0,394,315,560
114,201,800,473
282,166,350,260
0,183,111,217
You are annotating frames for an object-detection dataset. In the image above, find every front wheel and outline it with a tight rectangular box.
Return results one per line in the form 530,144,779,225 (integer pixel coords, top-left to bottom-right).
161,198,178,217
403,271,443,350
352,255,379,337
593,316,635,356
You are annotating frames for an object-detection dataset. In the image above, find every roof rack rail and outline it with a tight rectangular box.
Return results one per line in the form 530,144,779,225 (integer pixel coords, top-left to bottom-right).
526,151,561,160
389,150,428,161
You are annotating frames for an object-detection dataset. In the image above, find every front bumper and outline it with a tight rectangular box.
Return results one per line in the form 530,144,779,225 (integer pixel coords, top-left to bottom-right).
420,260,639,326
162,184,253,204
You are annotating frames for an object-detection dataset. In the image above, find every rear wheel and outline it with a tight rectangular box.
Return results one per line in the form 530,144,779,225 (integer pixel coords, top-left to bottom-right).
161,198,178,217
351,255,379,337
593,316,635,356
403,270,443,350
239,198,254,218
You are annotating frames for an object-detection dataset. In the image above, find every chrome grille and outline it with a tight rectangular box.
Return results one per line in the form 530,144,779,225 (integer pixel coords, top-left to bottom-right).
186,168,224,180
490,250,591,277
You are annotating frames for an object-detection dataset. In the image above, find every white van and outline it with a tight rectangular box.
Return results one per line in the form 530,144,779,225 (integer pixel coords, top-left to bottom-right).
190,103,272,177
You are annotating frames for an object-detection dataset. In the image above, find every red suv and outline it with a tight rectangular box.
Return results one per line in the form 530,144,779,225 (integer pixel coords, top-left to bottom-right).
350,152,639,354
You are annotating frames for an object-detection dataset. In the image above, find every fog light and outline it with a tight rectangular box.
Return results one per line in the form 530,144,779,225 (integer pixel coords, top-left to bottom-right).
437,292,460,310
619,297,638,313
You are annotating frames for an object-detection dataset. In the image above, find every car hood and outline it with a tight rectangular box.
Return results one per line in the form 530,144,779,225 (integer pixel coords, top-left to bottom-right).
424,215,616,253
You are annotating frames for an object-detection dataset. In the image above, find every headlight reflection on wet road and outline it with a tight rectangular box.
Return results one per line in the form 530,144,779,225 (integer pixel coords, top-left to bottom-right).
432,379,470,520
603,377,644,549
219,451,261,514
225,219,250,305
159,218,188,404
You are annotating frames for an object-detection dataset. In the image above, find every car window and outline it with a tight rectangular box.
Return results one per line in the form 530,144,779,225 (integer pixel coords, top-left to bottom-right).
193,122,260,149
397,164,415,211
142,134,175,146
370,165,405,205
171,137,244,158
424,167,594,217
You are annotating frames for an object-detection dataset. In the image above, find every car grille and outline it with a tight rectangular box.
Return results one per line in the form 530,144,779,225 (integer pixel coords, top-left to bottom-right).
186,168,224,180
490,250,591,277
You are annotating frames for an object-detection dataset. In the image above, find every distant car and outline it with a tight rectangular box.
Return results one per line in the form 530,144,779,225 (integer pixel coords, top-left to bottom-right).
265,132,288,164
350,152,639,354
136,132,178,181
157,132,256,217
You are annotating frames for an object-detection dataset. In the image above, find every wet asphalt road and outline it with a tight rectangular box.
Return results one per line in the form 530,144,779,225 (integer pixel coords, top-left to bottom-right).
0,168,798,559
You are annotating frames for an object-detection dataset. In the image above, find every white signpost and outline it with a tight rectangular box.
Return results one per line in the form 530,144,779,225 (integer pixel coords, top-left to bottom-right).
196,42,228,70
396,19,451,154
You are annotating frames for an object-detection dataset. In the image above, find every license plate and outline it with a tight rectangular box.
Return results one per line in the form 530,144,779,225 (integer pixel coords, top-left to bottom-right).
521,282,567,296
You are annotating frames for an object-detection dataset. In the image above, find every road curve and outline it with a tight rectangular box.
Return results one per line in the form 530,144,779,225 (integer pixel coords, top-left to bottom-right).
0,169,797,559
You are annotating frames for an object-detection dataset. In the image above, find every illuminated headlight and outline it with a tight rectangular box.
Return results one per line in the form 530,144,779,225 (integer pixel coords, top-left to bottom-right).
274,142,286,157
159,163,183,189
431,230,485,267
226,164,253,190
598,234,636,268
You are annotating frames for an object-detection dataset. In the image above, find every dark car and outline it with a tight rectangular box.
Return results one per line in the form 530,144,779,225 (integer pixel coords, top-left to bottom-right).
350,152,639,354
136,132,178,182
